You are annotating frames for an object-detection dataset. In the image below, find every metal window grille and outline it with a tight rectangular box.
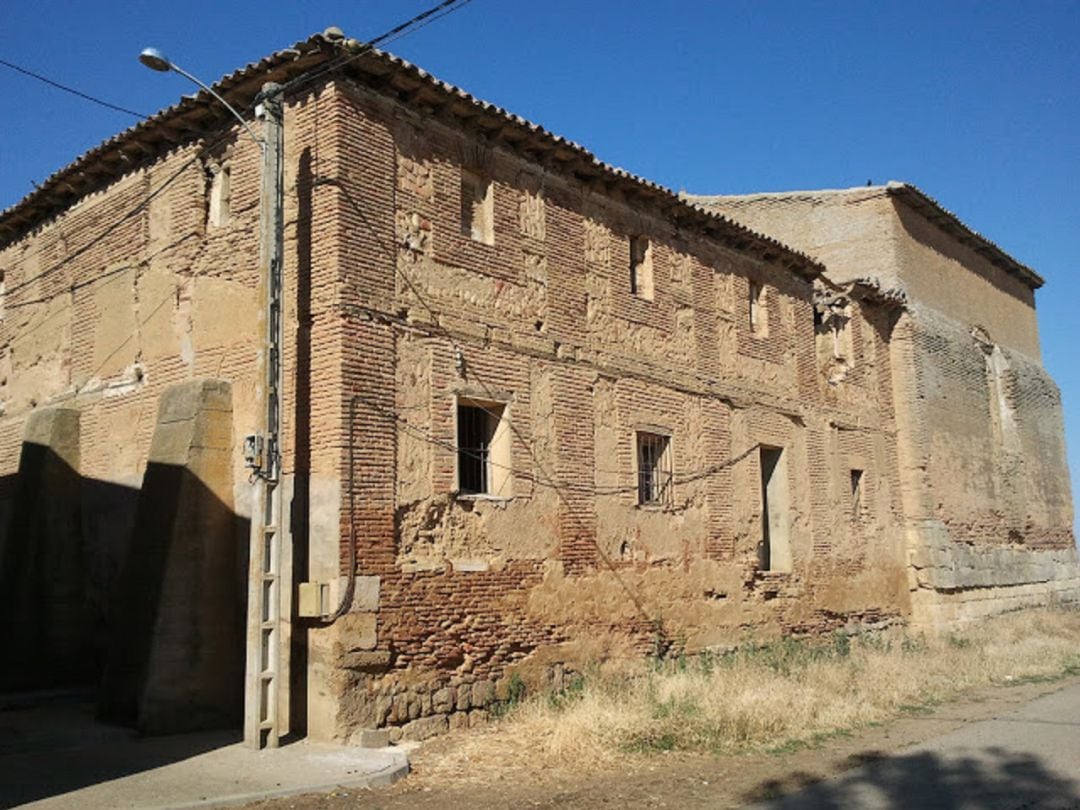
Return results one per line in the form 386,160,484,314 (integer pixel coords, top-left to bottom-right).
457,404,493,493
637,432,673,506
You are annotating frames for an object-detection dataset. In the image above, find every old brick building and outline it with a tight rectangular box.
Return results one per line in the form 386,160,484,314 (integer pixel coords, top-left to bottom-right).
0,33,1075,745
689,185,1080,628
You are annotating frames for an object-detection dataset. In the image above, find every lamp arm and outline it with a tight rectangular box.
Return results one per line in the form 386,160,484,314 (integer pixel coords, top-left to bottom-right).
169,62,265,149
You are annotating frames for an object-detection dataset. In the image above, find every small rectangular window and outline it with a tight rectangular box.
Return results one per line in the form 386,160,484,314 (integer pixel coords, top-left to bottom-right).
456,399,511,496
834,305,853,362
461,169,494,245
850,469,864,517
629,236,654,300
749,281,768,336
636,431,672,506
0,269,5,321
208,165,231,227
759,446,791,572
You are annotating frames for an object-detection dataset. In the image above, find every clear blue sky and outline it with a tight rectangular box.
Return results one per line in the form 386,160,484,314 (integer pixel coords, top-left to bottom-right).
2,1,1078,531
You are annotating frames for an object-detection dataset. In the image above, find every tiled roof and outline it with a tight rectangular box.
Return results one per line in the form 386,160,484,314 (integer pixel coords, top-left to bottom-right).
0,31,823,280
685,183,1043,289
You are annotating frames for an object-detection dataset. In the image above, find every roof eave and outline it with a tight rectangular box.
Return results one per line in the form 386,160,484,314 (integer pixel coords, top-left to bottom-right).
884,182,1044,290
0,35,823,281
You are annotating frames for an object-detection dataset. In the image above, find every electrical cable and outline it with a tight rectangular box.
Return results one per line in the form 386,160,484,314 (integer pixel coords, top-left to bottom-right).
0,57,149,118
347,384,759,496
1,0,475,306
276,0,474,100
3,133,233,301
320,141,718,638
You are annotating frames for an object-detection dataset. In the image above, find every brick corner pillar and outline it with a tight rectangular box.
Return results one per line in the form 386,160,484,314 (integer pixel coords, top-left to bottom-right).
0,406,85,691
99,378,245,734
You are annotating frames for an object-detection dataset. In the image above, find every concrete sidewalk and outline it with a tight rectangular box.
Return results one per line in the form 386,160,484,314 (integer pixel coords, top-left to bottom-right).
0,694,409,809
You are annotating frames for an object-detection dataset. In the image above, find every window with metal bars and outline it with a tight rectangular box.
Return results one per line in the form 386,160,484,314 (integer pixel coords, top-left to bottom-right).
457,404,494,494
636,431,673,506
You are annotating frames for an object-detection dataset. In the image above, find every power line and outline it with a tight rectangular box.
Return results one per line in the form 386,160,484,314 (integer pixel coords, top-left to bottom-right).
3,140,226,300
1,0,475,306
277,0,474,99
0,57,149,118
350,383,758,495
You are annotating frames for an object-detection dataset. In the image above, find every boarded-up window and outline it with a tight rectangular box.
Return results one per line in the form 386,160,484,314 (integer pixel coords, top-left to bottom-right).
208,165,231,227
834,305,853,362
749,281,768,337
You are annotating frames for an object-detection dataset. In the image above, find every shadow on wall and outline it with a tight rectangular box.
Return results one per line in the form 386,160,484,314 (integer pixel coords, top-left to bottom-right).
744,746,1079,809
892,201,1035,308
0,448,248,734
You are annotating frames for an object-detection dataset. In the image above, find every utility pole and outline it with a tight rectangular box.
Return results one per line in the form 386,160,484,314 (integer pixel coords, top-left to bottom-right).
244,81,289,750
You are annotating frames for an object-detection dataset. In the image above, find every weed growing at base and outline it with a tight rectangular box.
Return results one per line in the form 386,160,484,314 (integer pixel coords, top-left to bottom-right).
482,607,1080,767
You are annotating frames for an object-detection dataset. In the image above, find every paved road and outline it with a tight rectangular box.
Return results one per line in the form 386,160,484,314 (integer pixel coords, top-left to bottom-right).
753,681,1080,809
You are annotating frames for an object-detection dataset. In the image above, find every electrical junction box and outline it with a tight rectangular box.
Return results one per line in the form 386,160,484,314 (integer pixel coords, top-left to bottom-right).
298,581,331,618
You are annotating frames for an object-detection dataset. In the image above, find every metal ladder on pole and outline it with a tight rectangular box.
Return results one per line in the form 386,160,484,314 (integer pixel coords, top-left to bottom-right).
244,82,287,750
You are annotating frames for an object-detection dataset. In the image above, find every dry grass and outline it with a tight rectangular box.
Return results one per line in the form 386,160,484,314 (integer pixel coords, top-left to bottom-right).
428,607,1080,778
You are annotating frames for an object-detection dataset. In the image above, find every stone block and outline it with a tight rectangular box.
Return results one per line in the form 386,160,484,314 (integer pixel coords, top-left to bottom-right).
449,712,468,731
402,715,448,741
356,728,392,748
349,575,381,612
341,650,391,672
468,709,489,728
471,680,494,707
374,695,393,725
432,687,453,713
340,611,378,651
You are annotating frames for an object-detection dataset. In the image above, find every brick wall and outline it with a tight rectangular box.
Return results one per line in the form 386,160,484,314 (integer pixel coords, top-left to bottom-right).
321,82,907,740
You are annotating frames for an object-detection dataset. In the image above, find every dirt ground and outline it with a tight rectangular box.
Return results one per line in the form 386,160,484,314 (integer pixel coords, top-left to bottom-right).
240,675,1079,809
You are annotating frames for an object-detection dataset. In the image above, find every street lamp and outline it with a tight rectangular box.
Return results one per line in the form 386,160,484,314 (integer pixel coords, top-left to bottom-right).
138,47,264,148
139,45,286,750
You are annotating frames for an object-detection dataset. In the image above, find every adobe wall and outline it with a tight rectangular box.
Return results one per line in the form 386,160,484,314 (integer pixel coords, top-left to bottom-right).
0,84,348,708
884,200,1076,626
0,128,263,486
890,201,1039,359
684,190,902,290
0,131,260,684
693,189,1078,629
313,82,909,742
899,304,1079,627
